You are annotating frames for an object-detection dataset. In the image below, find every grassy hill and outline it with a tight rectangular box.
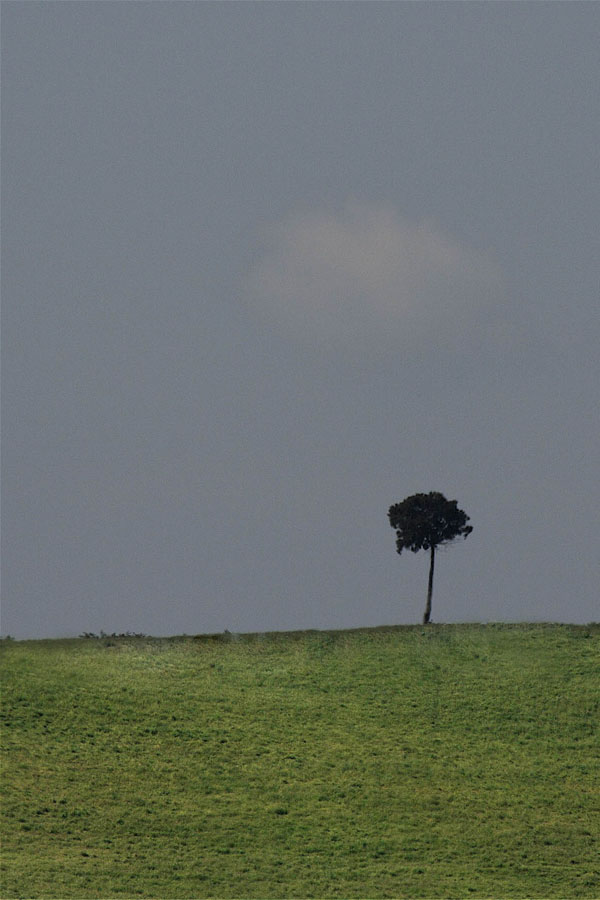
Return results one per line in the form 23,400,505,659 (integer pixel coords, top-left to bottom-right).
1,623,599,899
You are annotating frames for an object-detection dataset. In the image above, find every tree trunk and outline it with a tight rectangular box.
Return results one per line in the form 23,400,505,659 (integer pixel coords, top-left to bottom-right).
423,545,435,625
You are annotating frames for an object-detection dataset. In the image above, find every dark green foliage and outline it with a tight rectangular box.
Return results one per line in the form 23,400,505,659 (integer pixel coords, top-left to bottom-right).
388,491,472,554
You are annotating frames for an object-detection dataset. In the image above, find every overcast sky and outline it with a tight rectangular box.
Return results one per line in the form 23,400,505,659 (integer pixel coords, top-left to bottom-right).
2,2,598,639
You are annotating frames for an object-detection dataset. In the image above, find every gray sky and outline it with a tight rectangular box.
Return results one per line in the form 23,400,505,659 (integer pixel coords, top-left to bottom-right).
2,2,598,639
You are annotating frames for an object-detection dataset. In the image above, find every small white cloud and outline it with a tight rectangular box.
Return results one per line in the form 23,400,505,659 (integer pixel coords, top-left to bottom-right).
244,202,503,348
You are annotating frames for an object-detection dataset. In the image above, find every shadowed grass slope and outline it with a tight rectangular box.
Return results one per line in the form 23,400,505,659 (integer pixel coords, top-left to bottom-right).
1,624,599,898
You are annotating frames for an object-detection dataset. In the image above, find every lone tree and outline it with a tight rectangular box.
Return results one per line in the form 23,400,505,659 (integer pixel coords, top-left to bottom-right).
388,492,473,625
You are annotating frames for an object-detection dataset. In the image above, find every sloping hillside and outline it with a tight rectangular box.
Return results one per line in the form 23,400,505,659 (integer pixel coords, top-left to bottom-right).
1,624,598,898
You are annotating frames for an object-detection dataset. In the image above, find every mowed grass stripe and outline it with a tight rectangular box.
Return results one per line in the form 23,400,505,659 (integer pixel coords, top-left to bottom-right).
1,624,598,898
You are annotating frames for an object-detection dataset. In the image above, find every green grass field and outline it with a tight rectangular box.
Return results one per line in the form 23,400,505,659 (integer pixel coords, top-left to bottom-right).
1,624,599,899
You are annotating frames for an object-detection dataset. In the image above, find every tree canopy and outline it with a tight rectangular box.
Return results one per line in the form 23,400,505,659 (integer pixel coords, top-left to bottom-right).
388,492,472,554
